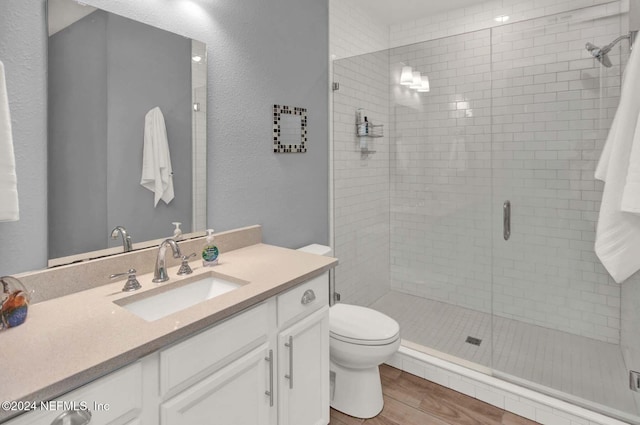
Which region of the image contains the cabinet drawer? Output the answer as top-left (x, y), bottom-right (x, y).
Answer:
top-left (277, 272), bottom-right (328, 328)
top-left (6, 362), bottom-right (142, 425)
top-left (160, 302), bottom-right (269, 397)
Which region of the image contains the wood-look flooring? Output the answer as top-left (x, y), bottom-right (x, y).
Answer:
top-left (329, 365), bottom-right (540, 425)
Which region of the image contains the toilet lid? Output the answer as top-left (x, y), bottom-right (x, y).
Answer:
top-left (330, 304), bottom-right (400, 345)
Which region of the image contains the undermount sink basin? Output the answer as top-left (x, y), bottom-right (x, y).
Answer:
top-left (116, 276), bottom-right (244, 322)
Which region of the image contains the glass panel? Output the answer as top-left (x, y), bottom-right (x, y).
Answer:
top-left (333, 50), bottom-right (391, 307)
top-left (333, 30), bottom-right (495, 369)
top-left (490, 3), bottom-right (637, 421)
top-left (382, 30), bottom-right (494, 368)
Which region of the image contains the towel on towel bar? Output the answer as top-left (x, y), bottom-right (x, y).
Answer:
top-left (0, 60), bottom-right (19, 222)
top-left (595, 46), bottom-right (640, 283)
top-left (140, 106), bottom-right (174, 207)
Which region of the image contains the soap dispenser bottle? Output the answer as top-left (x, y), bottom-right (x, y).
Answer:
top-left (172, 222), bottom-right (183, 240)
top-left (202, 229), bottom-right (219, 266)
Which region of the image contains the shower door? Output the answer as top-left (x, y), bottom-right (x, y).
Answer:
top-left (489, 4), bottom-right (637, 420)
top-left (385, 29), bottom-right (496, 369)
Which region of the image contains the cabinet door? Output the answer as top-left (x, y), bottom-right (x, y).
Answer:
top-left (161, 344), bottom-right (273, 425)
top-left (4, 362), bottom-right (142, 425)
top-left (278, 306), bottom-right (329, 425)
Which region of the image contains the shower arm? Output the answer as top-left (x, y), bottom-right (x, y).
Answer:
top-left (601, 30), bottom-right (638, 55)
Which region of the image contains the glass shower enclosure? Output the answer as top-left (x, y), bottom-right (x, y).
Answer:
top-left (332, 1), bottom-right (637, 422)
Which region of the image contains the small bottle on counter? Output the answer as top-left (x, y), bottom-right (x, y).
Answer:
top-left (202, 229), bottom-right (219, 266)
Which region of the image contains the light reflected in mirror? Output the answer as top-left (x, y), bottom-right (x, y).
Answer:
top-left (47, 0), bottom-right (207, 266)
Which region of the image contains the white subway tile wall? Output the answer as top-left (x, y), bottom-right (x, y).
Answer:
top-left (389, 29), bottom-right (495, 318)
top-left (333, 50), bottom-right (391, 307)
top-left (389, 4), bottom-right (628, 344)
top-left (329, 0), bottom-right (389, 60)
top-left (331, 0), bottom-right (640, 416)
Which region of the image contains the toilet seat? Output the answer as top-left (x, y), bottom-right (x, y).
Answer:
top-left (330, 304), bottom-right (400, 346)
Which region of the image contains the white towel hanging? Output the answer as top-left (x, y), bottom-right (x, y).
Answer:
top-left (594, 46), bottom-right (640, 283)
top-left (0, 60), bottom-right (19, 222)
top-left (140, 106), bottom-right (174, 207)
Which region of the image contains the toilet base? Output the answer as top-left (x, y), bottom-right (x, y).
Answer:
top-left (330, 360), bottom-right (383, 419)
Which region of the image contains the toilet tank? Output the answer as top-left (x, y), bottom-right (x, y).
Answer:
top-left (297, 244), bottom-right (335, 304)
top-left (296, 244), bottom-right (332, 257)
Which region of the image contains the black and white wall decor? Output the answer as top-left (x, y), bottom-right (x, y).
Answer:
top-left (273, 104), bottom-right (307, 153)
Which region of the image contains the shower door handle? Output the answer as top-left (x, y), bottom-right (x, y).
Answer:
top-left (503, 200), bottom-right (511, 241)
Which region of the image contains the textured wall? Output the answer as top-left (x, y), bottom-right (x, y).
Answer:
top-left (0, 0), bottom-right (48, 276)
top-left (0, 0), bottom-right (329, 275)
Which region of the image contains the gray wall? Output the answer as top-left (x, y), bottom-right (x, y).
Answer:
top-left (0, 0), bottom-right (48, 275)
top-left (0, 0), bottom-right (329, 275)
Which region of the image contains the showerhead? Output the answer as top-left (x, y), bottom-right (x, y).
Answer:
top-left (585, 42), bottom-right (612, 68)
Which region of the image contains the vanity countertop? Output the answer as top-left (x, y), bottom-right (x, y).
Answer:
top-left (0, 243), bottom-right (337, 421)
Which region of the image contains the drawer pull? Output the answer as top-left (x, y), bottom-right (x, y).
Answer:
top-left (51, 409), bottom-right (92, 425)
top-left (301, 289), bottom-right (316, 305)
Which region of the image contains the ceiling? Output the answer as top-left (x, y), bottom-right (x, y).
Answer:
top-left (346, 0), bottom-right (487, 26)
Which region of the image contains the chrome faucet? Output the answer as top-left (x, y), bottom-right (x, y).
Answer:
top-left (153, 238), bottom-right (183, 283)
top-left (110, 225), bottom-right (133, 252)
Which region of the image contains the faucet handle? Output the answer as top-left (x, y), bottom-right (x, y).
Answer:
top-left (177, 253), bottom-right (197, 276)
top-left (110, 268), bottom-right (142, 292)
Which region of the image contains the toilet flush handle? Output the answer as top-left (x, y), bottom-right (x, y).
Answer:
top-left (301, 289), bottom-right (316, 305)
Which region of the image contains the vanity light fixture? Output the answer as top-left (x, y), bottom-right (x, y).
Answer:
top-left (494, 15), bottom-right (509, 22)
top-left (410, 71), bottom-right (423, 89)
top-left (400, 66), bottom-right (414, 85)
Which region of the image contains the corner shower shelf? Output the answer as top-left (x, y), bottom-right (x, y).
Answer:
top-left (355, 123), bottom-right (384, 138)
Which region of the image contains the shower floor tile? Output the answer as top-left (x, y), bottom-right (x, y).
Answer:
top-left (370, 291), bottom-right (637, 416)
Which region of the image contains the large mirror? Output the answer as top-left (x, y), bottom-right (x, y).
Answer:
top-left (47, 0), bottom-right (207, 266)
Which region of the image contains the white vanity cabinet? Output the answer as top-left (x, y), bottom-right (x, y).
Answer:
top-left (157, 301), bottom-right (275, 425)
top-left (160, 343), bottom-right (273, 425)
top-left (5, 272), bottom-right (330, 425)
top-left (158, 271), bottom-right (330, 425)
top-left (278, 308), bottom-right (329, 425)
top-left (276, 273), bottom-right (330, 425)
top-left (4, 362), bottom-right (143, 425)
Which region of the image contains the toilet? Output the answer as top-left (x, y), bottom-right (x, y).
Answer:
top-left (297, 244), bottom-right (400, 419)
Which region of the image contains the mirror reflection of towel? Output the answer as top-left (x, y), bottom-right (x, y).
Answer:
top-left (0, 60), bottom-right (19, 222)
top-left (140, 106), bottom-right (174, 207)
